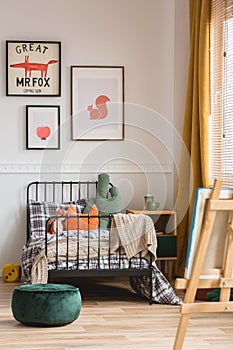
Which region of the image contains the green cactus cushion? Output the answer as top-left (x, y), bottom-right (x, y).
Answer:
top-left (84, 173), bottom-right (121, 229)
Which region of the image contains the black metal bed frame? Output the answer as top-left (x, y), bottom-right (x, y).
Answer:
top-left (26, 181), bottom-right (153, 304)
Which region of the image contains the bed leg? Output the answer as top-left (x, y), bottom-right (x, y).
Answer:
top-left (149, 268), bottom-right (153, 305)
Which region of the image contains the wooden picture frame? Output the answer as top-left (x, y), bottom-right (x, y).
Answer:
top-left (185, 186), bottom-right (233, 279)
top-left (26, 105), bottom-right (60, 150)
top-left (6, 41), bottom-right (61, 96)
top-left (71, 66), bottom-right (124, 140)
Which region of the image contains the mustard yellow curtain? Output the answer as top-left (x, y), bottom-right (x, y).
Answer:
top-left (175, 0), bottom-right (211, 277)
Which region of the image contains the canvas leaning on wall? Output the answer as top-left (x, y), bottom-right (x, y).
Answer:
top-left (185, 187), bottom-right (233, 279)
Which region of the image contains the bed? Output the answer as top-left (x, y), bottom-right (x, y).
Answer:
top-left (22, 179), bottom-right (182, 305)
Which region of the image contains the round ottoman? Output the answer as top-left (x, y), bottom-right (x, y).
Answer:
top-left (11, 283), bottom-right (82, 327)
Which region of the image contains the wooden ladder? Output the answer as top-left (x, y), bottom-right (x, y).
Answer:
top-left (173, 179), bottom-right (233, 349)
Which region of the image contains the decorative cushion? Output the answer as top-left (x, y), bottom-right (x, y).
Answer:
top-left (96, 186), bottom-right (121, 229)
top-left (97, 173), bottom-right (110, 198)
top-left (11, 283), bottom-right (82, 327)
top-left (28, 199), bottom-right (87, 237)
top-left (54, 204), bottom-right (99, 232)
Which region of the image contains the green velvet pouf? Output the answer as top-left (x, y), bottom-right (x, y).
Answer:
top-left (11, 283), bottom-right (82, 327)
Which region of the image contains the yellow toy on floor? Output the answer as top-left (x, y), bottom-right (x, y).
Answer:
top-left (2, 264), bottom-right (21, 282)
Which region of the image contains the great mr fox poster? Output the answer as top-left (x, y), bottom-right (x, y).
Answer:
top-left (6, 41), bottom-right (61, 96)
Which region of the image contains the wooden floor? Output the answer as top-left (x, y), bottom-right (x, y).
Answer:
top-left (1, 278), bottom-right (233, 350)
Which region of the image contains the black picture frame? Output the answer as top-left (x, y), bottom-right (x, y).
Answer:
top-left (6, 41), bottom-right (61, 96)
top-left (26, 105), bottom-right (60, 150)
top-left (71, 65), bottom-right (124, 140)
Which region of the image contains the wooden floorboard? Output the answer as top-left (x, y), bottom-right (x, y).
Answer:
top-left (0, 278), bottom-right (233, 349)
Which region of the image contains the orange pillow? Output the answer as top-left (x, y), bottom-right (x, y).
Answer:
top-left (60, 204), bottom-right (99, 231)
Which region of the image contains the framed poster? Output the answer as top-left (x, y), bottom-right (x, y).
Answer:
top-left (185, 187), bottom-right (233, 279)
top-left (71, 66), bottom-right (124, 140)
top-left (26, 105), bottom-right (60, 150)
top-left (6, 41), bottom-right (61, 96)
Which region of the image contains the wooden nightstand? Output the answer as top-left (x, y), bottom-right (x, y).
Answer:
top-left (126, 209), bottom-right (177, 281)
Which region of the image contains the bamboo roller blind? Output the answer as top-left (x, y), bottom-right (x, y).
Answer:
top-left (210, 0), bottom-right (233, 187)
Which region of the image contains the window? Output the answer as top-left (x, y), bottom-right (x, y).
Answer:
top-left (210, 0), bottom-right (233, 187)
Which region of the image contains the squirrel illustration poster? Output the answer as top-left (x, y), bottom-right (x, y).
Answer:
top-left (87, 95), bottom-right (111, 120)
top-left (7, 41), bottom-right (61, 96)
top-left (71, 66), bottom-right (124, 140)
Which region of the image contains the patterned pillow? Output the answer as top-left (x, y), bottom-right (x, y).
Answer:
top-left (28, 199), bottom-right (87, 238)
top-left (49, 204), bottom-right (99, 234)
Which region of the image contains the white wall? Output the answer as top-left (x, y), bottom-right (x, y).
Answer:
top-left (0, 0), bottom-right (189, 271)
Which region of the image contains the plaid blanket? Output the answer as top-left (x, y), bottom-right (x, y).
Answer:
top-left (22, 230), bottom-right (182, 305)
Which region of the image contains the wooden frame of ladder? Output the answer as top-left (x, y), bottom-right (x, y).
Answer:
top-left (173, 179), bottom-right (233, 350)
